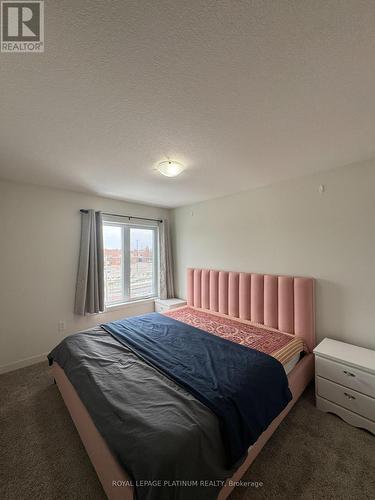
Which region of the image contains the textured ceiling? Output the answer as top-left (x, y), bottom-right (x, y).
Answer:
top-left (1, 0), bottom-right (375, 207)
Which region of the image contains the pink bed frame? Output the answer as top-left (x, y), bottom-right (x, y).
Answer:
top-left (51, 268), bottom-right (315, 500)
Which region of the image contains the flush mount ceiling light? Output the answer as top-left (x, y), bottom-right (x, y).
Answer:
top-left (156, 160), bottom-right (185, 177)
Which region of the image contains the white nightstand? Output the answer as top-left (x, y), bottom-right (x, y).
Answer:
top-left (154, 298), bottom-right (187, 313)
top-left (313, 338), bottom-right (375, 434)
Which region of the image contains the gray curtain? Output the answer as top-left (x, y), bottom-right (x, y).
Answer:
top-left (159, 218), bottom-right (175, 299)
top-left (74, 210), bottom-right (105, 315)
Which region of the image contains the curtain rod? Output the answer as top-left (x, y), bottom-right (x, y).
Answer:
top-left (80, 209), bottom-right (163, 224)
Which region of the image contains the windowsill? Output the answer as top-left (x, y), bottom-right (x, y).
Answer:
top-left (105, 297), bottom-right (157, 313)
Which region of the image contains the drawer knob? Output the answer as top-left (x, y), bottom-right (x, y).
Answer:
top-left (344, 392), bottom-right (356, 400)
top-left (343, 370), bottom-right (355, 377)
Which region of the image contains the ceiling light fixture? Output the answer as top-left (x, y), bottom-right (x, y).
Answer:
top-left (156, 160), bottom-right (185, 177)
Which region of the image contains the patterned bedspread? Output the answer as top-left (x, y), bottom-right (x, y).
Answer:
top-left (163, 306), bottom-right (305, 365)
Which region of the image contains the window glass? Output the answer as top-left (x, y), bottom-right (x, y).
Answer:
top-left (103, 221), bottom-right (158, 306)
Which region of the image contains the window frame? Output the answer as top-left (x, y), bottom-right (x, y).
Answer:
top-left (102, 215), bottom-right (159, 307)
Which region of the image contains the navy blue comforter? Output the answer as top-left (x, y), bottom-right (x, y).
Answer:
top-left (102, 313), bottom-right (292, 467)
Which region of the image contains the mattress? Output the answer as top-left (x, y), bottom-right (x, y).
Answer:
top-left (51, 323), bottom-right (288, 500)
top-left (163, 306), bottom-right (305, 370)
top-left (48, 311), bottom-right (304, 500)
top-left (283, 353), bottom-right (300, 375)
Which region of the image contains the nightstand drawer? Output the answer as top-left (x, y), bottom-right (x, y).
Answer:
top-left (316, 356), bottom-right (375, 399)
top-left (316, 396), bottom-right (375, 435)
top-left (155, 303), bottom-right (169, 313)
top-left (154, 298), bottom-right (187, 313)
top-left (317, 377), bottom-right (375, 422)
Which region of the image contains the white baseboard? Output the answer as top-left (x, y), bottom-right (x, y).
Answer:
top-left (0, 353), bottom-right (48, 375)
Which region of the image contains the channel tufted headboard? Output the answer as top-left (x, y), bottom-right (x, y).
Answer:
top-left (186, 268), bottom-right (315, 352)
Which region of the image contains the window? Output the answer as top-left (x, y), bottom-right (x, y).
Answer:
top-left (102, 218), bottom-right (159, 306)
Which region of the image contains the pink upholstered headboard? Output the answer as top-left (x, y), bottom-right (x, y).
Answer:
top-left (187, 268), bottom-right (315, 352)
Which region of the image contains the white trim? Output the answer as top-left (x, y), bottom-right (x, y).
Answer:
top-left (105, 297), bottom-right (155, 312)
top-left (102, 214), bottom-right (159, 228)
top-left (0, 352), bottom-right (48, 375)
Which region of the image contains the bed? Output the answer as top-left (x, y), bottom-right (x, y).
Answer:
top-left (50, 268), bottom-right (315, 500)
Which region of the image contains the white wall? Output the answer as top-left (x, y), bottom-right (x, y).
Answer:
top-left (172, 160), bottom-right (375, 349)
top-left (0, 180), bottom-right (170, 373)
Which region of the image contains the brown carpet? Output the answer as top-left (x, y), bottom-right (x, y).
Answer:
top-left (0, 362), bottom-right (374, 500)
